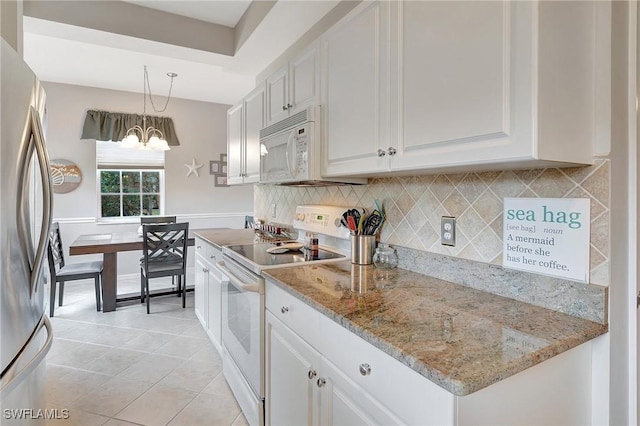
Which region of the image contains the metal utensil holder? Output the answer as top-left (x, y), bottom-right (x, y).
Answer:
top-left (350, 235), bottom-right (376, 265)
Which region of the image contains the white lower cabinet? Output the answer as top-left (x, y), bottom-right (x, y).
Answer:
top-left (265, 311), bottom-right (402, 426)
top-left (265, 278), bottom-right (597, 426)
top-left (194, 237), bottom-right (223, 353)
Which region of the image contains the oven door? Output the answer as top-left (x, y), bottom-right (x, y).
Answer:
top-left (217, 258), bottom-right (264, 399)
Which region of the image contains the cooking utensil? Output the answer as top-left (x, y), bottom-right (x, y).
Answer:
top-left (357, 211), bottom-right (366, 234)
top-left (347, 215), bottom-right (357, 233)
top-left (363, 210), bottom-right (383, 235)
top-left (266, 242), bottom-right (304, 254)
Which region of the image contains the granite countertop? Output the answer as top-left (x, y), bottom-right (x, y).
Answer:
top-left (262, 261), bottom-right (608, 396)
top-left (193, 228), bottom-right (257, 249)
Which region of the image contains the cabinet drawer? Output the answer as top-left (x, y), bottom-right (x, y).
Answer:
top-left (194, 238), bottom-right (222, 269)
top-left (265, 280), bottom-right (324, 350)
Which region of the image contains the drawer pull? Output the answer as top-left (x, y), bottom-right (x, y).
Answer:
top-left (307, 369), bottom-right (317, 380)
top-left (281, 306), bottom-right (289, 314)
top-left (377, 149), bottom-right (386, 157)
top-left (359, 363), bottom-right (371, 376)
top-left (197, 245), bottom-right (202, 249)
top-left (316, 378), bottom-right (326, 388)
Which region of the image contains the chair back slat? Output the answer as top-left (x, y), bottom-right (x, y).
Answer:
top-left (47, 222), bottom-right (65, 277)
top-left (142, 223), bottom-right (189, 269)
top-left (141, 216), bottom-right (177, 225)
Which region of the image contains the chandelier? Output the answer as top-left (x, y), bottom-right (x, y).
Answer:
top-left (122, 66), bottom-right (177, 151)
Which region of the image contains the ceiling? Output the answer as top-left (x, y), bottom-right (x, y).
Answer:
top-left (22, 1), bottom-right (338, 105)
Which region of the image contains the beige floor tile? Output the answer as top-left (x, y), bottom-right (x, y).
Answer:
top-left (167, 392), bottom-right (241, 426)
top-left (153, 336), bottom-right (209, 359)
top-left (114, 384), bottom-right (196, 426)
top-left (46, 369), bottom-right (111, 406)
top-left (115, 353), bottom-right (182, 384)
top-left (189, 344), bottom-right (222, 365)
top-left (102, 419), bottom-right (144, 426)
top-left (45, 407), bottom-right (110, 426)
top-left (120, 330), bottom-right (177, 353)
top-left (159, 358), bottom-right (222, 393)
top-left (232, 412), bottom-right (250, 426)
top-left (47, 340), bottom-right (108, 370)
top-left (81, 347), bottom-right (146, 376)
top-left (200, 373), bottom-right (234, 397)
top-left (70, 376), bottom-right (153, 417)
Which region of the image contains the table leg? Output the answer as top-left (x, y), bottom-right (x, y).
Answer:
top-left (102, 252), bottom-right (117, 312)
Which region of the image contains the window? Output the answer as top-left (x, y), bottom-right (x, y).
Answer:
top-left (96, 141), bottom-right (165, 220)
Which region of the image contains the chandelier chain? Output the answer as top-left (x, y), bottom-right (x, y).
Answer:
top-left (144, 66), bottom-right (175, 113)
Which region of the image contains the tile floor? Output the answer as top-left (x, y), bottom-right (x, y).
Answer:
top-left (44, 274), bottom-right (248, 426)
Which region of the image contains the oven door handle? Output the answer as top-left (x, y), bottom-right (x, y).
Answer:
top-left (215, 260), bottom-right (260, 293)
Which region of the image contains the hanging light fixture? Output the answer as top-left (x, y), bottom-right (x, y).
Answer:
top-left (122, 66), bottom-right (177, 151)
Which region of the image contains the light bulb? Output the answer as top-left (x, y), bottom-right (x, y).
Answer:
top-left (158, 139), bottom-right (170, 151)
top-left (148, 135), bottom-right (161, 149)
top-left (122, 134), bottom-right (138, 148)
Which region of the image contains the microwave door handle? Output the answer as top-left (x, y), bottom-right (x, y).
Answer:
top-left (215, 260), bottom-right (260, 293)
top-left (285, 131), bottom-right (296, 178)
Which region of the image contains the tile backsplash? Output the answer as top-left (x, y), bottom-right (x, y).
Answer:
top-left (254, 159), bottom-right (610, 286)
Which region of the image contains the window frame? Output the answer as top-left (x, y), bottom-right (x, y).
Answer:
top-left (96, 168), bottom-right (166, 223)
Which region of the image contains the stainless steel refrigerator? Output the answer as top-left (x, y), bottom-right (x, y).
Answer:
top-left (0, 39), bottom-right (54, 422)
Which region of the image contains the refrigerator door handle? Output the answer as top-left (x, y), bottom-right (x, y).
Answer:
top-left (16, 106), bottom-right (52, 297)
top-left (0, 315), bottom-right (52, 397)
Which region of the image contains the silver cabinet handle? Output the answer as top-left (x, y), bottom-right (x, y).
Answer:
top-left (287, 103), bottom-right (293, 110)
top-left (282, 105), bottom-right (287, 111)
top-left (359, 363), bottom-right (371, 376)
top-left (281, 306), bottom-right (289, 314)
top-left (308, 369), bottom-right (317, 380)
top-left (377, 149), bottom-right (386, 157)
top-left (197, 245), bottom-right (202, 249)
top-left (210, 255), bottom-right (215, 260)
top-left (316, 378), bottom-right (326, 388)
top-left (388, 147), bottom-right (397, 156)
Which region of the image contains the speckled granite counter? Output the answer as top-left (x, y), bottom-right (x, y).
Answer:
top-left (262, 261), bottom-right (608, 396)
top-left (193, 228), bottom-right (257, 249)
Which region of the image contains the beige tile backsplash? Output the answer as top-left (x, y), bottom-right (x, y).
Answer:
top-left (254, 159), bottom-right (610, 286)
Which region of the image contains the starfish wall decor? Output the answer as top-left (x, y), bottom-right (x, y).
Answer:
top-left (184, 158), bottom-right (203, 177)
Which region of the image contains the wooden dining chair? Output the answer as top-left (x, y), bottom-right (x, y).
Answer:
top-left (47, 222), bottom-right (103, 317)
top-left (140, 222), bottom-right (189, 314)
top-left (140, 216), bottom-right (177, 225)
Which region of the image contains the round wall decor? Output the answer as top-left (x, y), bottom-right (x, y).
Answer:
top-left (50, 159), bottom-right (82, 194)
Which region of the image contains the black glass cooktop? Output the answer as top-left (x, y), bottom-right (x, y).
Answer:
top-left (225, 242), bottom-right (345, 267)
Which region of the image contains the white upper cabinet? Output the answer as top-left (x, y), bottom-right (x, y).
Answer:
top-left (321, 0), bottom-right (599, 177)
top-left (266, 42), bottom-right (320, 126)
top-left (226, 103), bottom-right (244, 186)
top-left (226, 83), bottom-right (265, 185)
top-left (321, 0), bottom-right (391, 177)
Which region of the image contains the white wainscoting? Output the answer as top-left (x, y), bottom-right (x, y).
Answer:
top-left (53, 213), bottom-right (251, 275)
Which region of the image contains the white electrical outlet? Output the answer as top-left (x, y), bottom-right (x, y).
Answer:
top-left (271, 203), bottom-right (277, 218)
top-left (441, 216), bottom-right (456, 246)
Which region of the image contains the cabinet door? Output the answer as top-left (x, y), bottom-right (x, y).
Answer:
top-left (194, 255), bottom-right (208, 328)
top-left (206, 266), bottom-right (222, 352)
top-left (318, 357), bottom-right (403, 426)
top-left (226, 103), bottom-right (244, 185)
top-left (321, 0), bottom-right (390, 177)
top-left (266, 64), bottom-right (289, 126)
top-left (289, 43), bottom-right (319, 115)
top-left (394, 0), bottom-right (509, 172)
top-left (243, 84), bottom-right (265, 184)
top-left (265, 311), bottom-right (320, 426)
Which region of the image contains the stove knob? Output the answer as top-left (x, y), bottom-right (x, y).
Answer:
top-left (334, 218), bottom-right (341, 228)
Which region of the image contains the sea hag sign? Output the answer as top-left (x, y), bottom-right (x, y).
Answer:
top-left (502, 198), bottom-right (590, 282)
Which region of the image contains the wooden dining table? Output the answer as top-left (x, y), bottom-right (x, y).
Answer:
top-left (69, 232), bottom-right (195, 312)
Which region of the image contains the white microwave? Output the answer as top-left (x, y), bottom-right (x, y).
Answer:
top-left (259, 106), bottom-right (366, 186)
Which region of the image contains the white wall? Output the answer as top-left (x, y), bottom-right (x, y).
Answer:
top-left (43, 82), bottom-right (254, 274)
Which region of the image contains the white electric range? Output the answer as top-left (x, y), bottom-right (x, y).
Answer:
top-left (215, 205), bottom-right (352, 426)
